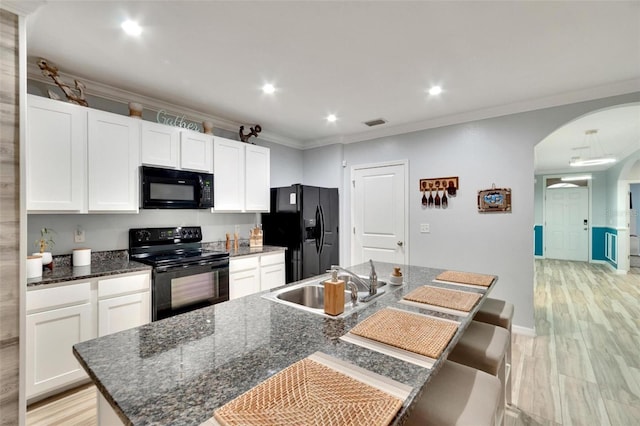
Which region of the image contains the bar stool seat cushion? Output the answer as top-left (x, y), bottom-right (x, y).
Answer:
top-left (448, 320), bottom-right (509, 376)
top-left (474, 298), bottom-right (514, 329)
top-left (406, 360), bottom-right (500, 426)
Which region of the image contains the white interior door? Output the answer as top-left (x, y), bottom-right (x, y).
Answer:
top-left (545, 187), bottom-right (589, 261)
top-left (351, 162), bottom-right (407, 265)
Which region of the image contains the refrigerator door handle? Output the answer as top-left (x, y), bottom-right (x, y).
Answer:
top-left (315, 206), bottom-right (321, 253)
top-left (318, 205), bottom-right (326, 254)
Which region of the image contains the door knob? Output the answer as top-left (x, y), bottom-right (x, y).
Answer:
top-left (397, 241), bottom-right (403, 247)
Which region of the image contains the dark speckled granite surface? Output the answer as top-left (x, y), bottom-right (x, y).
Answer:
top-left (26, 246), bottom-right (284, 289)
top-left (27, 250), bottom-right (152, 288)
top-left (202, 242), bottom-right (285, 258)
top-left (73, 262), bottom-right (496, 426)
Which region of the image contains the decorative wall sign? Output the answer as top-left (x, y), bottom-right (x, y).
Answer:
top-left (419, 177), bottom-right (458, 209)
top-left (156, 109), bottom-right (201, 131)
top-left (477, 185), bottom-right (511, 213)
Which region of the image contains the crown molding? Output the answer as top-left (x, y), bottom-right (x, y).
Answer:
top-left (26, 62), bottom-right (305, 150)
top-left (26, 58), bottom-right (639, 152)
top-left (305, 78), bottom-right (640, 149)
top-left (1, 1), bottom-right (44, 16)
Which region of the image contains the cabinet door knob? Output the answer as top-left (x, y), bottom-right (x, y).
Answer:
top-left (397, 241), bottom-right (404, 247)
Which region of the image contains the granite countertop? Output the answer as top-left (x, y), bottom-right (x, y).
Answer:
top-left (73, 262), bottom-right (495, 426)
top-left (201, 242), bottom-right (286, 258)
top-left (27, 250), bottom-right (151, 289)
top-left (27, 245), bottom-right (285, 289)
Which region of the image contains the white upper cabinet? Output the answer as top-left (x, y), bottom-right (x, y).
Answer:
top-left (87, 109), bottom-right (140, 212)
top-left (140, 120), bottom-right (180, 169)
top-left (27, 95), bottom-right (86, 212)
top-left (140, 122), bottom-right (213, 173)
top-left (244, 144), bottom-right (270, 212)
top-left (180, 131), bottom-right (213, 173)
top-left (213, 137), bottom-right (270, 212)
top-left (213, 137), bottom-right (246, 211)
top-left (27, 96), bottom-right (140, 214)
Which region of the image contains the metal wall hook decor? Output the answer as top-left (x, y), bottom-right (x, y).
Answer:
top-left (37, 58), bottom-right (88, 107)
top-left (239, 124), bottom-right (262, 143)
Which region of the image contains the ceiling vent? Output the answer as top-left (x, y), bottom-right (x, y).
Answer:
top-left (363, 118), bottom-right (387, 127)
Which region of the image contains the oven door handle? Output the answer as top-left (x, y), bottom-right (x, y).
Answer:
top-left (155, 259), bottom-right (229, 273)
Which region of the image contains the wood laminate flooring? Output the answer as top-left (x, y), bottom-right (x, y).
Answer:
top-left (507, 260), bottom-right (640, 426)
top-left (26, 260), bottom-right (639, 425)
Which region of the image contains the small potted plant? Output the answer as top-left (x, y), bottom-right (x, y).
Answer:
top-left (34, 227), bottom-right (56, 267)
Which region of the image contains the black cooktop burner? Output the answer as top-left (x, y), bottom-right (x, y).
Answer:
top-left (129, 226), bottom-right (228, 267)
top-left (133, 249), bottom-right (227, 267)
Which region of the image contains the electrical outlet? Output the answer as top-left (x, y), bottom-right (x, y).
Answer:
top-left (74, 228), bottom-right (85, 243)
top-left (420, 223), bottom-right (430, 233)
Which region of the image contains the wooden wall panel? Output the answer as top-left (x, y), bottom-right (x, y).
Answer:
top-left (0, 8), bottom-right (20, 425)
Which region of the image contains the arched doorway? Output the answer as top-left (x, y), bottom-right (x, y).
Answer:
top-left (534, 103), bottom-right (640, 272)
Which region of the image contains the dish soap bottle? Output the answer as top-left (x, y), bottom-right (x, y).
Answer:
top-left (324, 270), bottom-right (345, 316)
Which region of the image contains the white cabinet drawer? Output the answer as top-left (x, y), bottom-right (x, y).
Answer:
top-left (229, 256), bottom-right (259, 273)
top-left (260, 252), bottom-right (285, 267)
top-left (98, 272), bottom-right (150, 298)
top-left (27, 282), bottom-right (91, 313)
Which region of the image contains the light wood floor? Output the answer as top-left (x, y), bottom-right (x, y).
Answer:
top-left (27, 260), bottom-right (640, 425)
top-left (26, 384), bottom-right (96, 426)
top-left (507, 260), bottom-right (640, 426)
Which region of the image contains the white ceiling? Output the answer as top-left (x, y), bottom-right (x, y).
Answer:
top-left (22, 1), bottom-right (640, 172)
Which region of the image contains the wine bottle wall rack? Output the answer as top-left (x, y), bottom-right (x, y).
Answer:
top-left (419, 176), bottom-right (459, 209)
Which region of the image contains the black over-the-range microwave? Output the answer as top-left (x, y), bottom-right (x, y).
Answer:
top-left (140, 166), bottom-right (214, 209)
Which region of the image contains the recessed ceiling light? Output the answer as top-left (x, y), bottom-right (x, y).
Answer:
top-left (262, 84), bottom-right (275, 94)
top-left (121, 20), bottom-right (142, 36)
top-left (428, 86), bottom-right (442, 96)
top-left (561, 175), bottom-right (592, 181)
top-left (326, 114), bottom-right (337, 123)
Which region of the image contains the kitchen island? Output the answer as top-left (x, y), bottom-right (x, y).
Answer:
top-left (73, 262), bottom-right (496, 425)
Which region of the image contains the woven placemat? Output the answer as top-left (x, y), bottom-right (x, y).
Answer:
top-left (349, 308), bottom-right (458, 359)
top-left (213, 357), bottom-right (403, 426)
top-left (436, 270), bottom-right (495, 287)
top-left (403, 286), bottom-right (481, 312)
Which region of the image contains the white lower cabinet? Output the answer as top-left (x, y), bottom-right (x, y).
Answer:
top-left (26, 282), bottom-right (94, 400)
top-left (97, 272), bottom-right (151, 336)
top-left (229, 251), bottom-right (285, 299)
top-left (229, 256), bottom-right (260, 300)
top-left (260, 252), bottom-right (285, 291)
top-left (98, 292), bottom-right (150, 336)
top-left (26, 271), bottom-right (151, 401)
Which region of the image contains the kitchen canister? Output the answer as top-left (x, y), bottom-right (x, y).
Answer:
top-left (73, 248), bottom-right (91, 266)
top-left (27, 256), bottom-right (42, 278)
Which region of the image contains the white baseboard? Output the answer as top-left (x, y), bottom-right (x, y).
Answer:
top-left (512, 325), bottom-right (535, 337)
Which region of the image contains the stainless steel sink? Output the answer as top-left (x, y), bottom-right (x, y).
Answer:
top-left (336, 275), bottom-right (387, 292)
top-left (276, 284), bottom-right (350, 309)
top-left (262, 275), bottom-right (389, 319)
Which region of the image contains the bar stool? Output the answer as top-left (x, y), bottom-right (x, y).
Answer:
top-left (405, 360), bottom-right (501, 426)
top-left (448, 320), bottom-right (509, 425)
top-left (474, 298), bottom-right (514, 405)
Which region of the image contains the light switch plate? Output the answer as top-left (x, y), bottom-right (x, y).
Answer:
top-left (420, 223), bottom-right (430, 233)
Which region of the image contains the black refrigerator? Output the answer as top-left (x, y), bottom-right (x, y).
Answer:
top-left (262, 184), bottom-right (339, 283)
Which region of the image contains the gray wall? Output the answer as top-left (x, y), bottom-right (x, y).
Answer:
top-left (303, 144), bottom-right (344, 188)
top-left (304, 92), bottom-right (640, 330)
